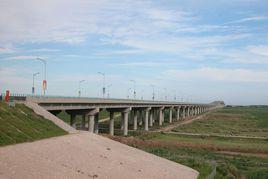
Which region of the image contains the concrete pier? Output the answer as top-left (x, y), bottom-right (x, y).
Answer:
top-left (159, 107), bottom-right (164, 126)
top-left (87, 108), bottom-right (100, 133)
top-left (144, 108), bottom-right (150, 131)
top-left (177, 107), bottom-right (180, 120)
top-left (94, 113), bottom-right (99, 134)
top-left (88, 115), bottom-right (94, 133)
top-left (169, 107), bottom-right (173, 123)
top-left (121, 108), bottom-right (131, 136)
top-left (109, 112), bottom-right (114, 136)
top-left (149, 109), bottom-right (153, 127)
top-left (133, 110), bottom-right (138, 130)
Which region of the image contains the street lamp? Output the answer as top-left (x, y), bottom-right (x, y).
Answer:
top-left (78, 80), bottom-right (85, 97)
top-left (150, 84), bottom-right (155, 101)
top-left (130, 80), bottom-right (136, 99)
top-left (141, 89), bottom-right (144, 100)
top-left (98, 72), bottom-right (105, 98)
top-left (127, 87), bottom-right (132, 99)
top-left (36, 57), bottom-right (47, 96)
top-left (107, 84), bottom-right (112, 98)
top-left (32, 72), bottom-right (39, 95)
top-left (163, 88), bottom-right (167, 101)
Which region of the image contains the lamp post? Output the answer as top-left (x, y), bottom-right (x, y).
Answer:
top-left (141, 89), bottom-right (144, 100)
top-left (130, 80), bottom-right (136, 99)
top-left (150, 84), bottom-right (155, 101)
top-left (107, 84), bottom-right (112, 98)
top-left (78, 80), bottom-right (85, 97)
top-left (98, 72), bottom-right (105, 98)
top-left (32, 72), bottom-right (39, 96)
top-left (127, 87), bottom-right (132, 99)
top-left (36, 57), bottom-right (47, 96)
top-left (163, 88), bottom-right (167, 101)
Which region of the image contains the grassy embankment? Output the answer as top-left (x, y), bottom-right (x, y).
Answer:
top-left (110, 106), bottom-right (268, 179)
top-left (172, 106), bottom-right (268, 137)
top-left (0, 101), bottom-right (67, 146)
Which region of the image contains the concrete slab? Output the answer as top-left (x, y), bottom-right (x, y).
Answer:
top-left (0, 132), bottom-right (198, 179)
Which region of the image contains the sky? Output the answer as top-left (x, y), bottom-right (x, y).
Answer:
top-left (0, 0), bottom-right (268, 105)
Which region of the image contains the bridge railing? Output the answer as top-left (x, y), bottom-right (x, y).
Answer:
top-left (0, 93), bottom-right (210, 106)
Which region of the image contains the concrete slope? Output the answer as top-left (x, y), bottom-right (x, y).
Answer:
top-left (24, 101), bottom-right (77, 134)
top-left (0, 132), bottom-right (199, 179)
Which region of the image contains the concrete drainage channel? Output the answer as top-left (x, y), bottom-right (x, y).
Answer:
top-left (206, 161), bottom-right (217, 179)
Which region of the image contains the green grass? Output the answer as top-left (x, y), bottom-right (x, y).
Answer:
top-left (141, 133), bottom-right (268, 153)
top-left (172, 106), bottom-right (268, 137)
top-left (141, 146), bottom-right (268, 179)
top-left (121, 132), bottom-right (268, 178)
top-left (0, 101), bottom-right (67, 146)
top-left (112, 106), bottom-right (268, 179)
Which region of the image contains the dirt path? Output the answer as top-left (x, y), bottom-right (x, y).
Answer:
top-left (217, 151), bottom-right (268, 159)
top-left (166, 131), bottom-right (268, 140)
top-left (99, 114), bottom-right (121, 123)
top-left (0, 132), bottom-right (199, 179)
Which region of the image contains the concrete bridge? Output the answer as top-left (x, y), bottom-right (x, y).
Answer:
top-left (25, 96), bottom-right (224, 136)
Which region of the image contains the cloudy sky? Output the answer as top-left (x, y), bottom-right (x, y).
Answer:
top-left (0, 0), bottom-right (268, 105)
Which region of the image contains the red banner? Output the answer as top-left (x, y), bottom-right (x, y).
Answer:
top-left (5, 90), bottom-right (10, 102)
top-left (43, 80), bottom-right (47, 90)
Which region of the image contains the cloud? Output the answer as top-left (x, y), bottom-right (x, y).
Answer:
top-left (29, 48), bottom-right (60, 52)
top-left (0, 0), bottom-right (192, 44)
top-left (5, 56), bottom-right (39, 61)
top-left (0, 45), bottom-right (15, 54)
top-left (246, 45), bottom-right (268, 56)
top-left (227, 16), bottom-right (268, 24)
top-left (166, 68), bottom-right (268, 83)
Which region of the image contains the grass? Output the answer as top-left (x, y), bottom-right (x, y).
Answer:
top-left (141, 133), bottom-right (268, 154)
top-left (0, 101), bottom-right (67, 146)
top-left (172, 106), bottom-right (268, 137)
top-left (142, 146), bottom-right (268, 179)
top-left (116, 132), bottom-right (268, 179)
top-left (109, 106), bottom-right (268, 179)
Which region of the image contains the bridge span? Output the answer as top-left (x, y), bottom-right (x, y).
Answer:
top-left (23, 96), bottom-right (224, 136)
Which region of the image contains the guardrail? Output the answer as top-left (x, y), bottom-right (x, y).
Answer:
top-left (1, 93), bottom-right (211, 106)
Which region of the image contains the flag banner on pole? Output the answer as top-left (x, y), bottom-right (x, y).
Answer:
top-left (43, 80), bottom-right (47, 90)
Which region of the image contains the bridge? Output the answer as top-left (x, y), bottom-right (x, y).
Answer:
top-left (22, 96), bottom-right (224, 136)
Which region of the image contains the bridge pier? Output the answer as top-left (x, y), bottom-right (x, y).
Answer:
top-left (177, 107), bottom-right (180, 120)
top-left (149, 109), bottom-right (153, 127)
top-left (109, 112), bottom-right (114, 136)
top-left (94, 113), bottom-right (99, 134)
top-left (87, 108), bottom-right (100, 133)
top-left (169, 107), bottom-right (173, 123)
top-left (159, 107), bottom-right (164, 126)
top-left (144, 107), bottom-right (151, 131)
top-left (122, 108), bottom-right (131, 136)
top-left (133, 110), bottom-right (138, 130)
top-left (120, 113), bottom-right (124, 130)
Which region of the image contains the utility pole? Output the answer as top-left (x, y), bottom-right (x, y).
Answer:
top-left (98, 72), bottom-right (105, 98)
top-left (32, 72), bottom-right (39, 95)
top-left (36, 57), bottom-right (47, 96)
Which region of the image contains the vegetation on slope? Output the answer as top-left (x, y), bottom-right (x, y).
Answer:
top-left (0, 101), bottom-right (67, 146)
top-left (172, 106), bottom-right (268, 137)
